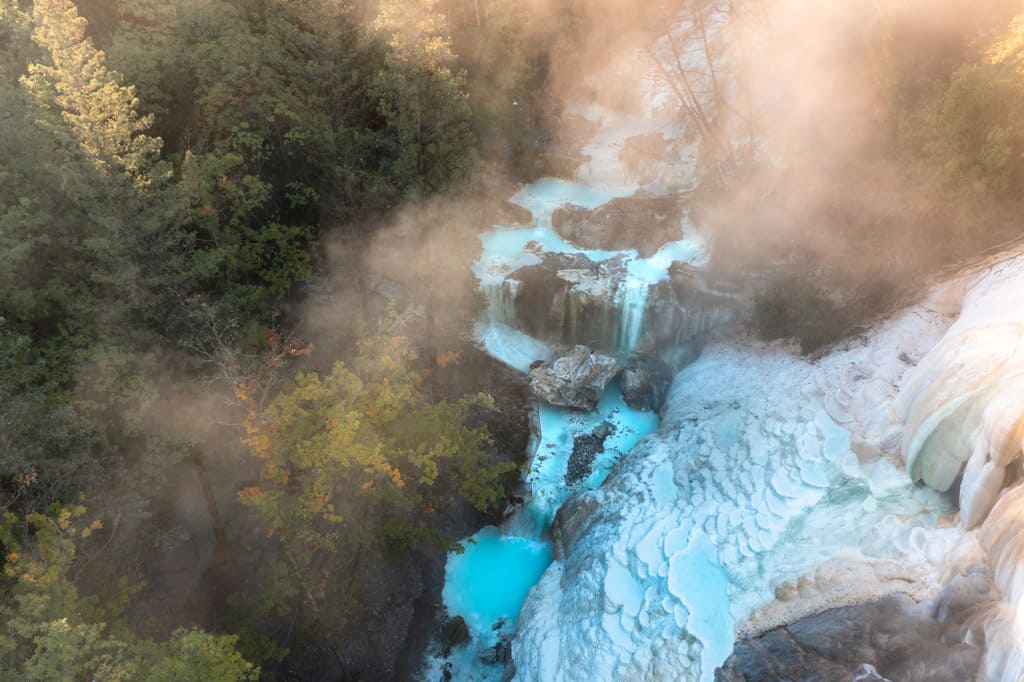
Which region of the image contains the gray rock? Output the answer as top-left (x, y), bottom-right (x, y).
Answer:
top-left (498, 200), bottom-right (533, 226)
top-left (502, 657), bottom-right (517, 682)
top-left (441, 615), bottom-right (470, 655)
top-left (642, 262), bottom-right (738, 370)
top-left (620, 133), bottom-right (673, 173)
top-left (528, 346), bottom-right (618, 410)
top-left (478, 638), bottom-right (511, 665)
top-left (550, 494), bottom-right (602, 561)
top-left (715, 581), bottom-right (986, 682)
top-left (551, 190), bottom-right (682, 258)
top-left (619, 356), bottom-right (672, 412)
top-left (509, 253), bottom-right (632, 351)
top-left (504, 242), bottom-right (738, 361)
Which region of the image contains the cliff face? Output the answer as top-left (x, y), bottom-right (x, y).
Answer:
top-left (511, 249), bottom-right (1024, 681)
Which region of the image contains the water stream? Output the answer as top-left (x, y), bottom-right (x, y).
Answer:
top-left (426, 98), bottom-right (707, 679)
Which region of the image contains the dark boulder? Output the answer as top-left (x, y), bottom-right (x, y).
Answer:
top-left (551, 190), bottom-right (682, 258)
top-left (620, 132), bottom-right (673, 175)
top-left (497, 200), bottom-right (534, 226)
top-left (441, 615), bottom-right (470, 655)
top-left (619, 355), bottom-right (672, 412)
top-left (509, 254), bottom-right (631, 351)
top-left (620, 133), bottom-right (675, 186)
top-left (642, 262), bottom-right (738, 370)
top-left (550, 494), bottom-right (603, 561)
top-left (716, 571), bottom-right (988, 682)
top-left (503, 247), bottom-right (738, 362)
top-left (478, 638), bottom-right (512, 665)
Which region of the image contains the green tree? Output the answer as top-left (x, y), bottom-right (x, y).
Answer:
top-left (902, 6), bottom-right (1024, 197)
top-left (0, 505), bottom-right (258, 680)
top-left (0, 0), bottom-right (194, 521)
top-left (23, 0), bottom-right (162, 184)
top-left (371, 0), bottom-right (477, 195)
top-left (237, 334), bottom-right (511, 632)
top-left (138, 628), bottom-right (258, 682)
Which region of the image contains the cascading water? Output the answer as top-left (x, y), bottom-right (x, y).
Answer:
top-left (472, 181), bottom-right (706, 363)
top-left (421, 78), bottom-right (704, 682)
top-left (614, 279), bottom-right (650, 354)
top-left (482, 279), bottom-right (518, 327)
top-left (424, 5), bottom-right (1022, 680)
top-left (431, 379), bottom-right (661, 682)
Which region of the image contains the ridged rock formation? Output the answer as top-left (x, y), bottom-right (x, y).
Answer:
top-left (896, 253), bottom-right (1024, 682)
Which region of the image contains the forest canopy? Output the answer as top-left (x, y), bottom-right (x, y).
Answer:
top-left (0, 0), bottom-right (540, 676)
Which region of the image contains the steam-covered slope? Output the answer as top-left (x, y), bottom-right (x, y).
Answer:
top-left (512, 280), bottom-right (971, 680)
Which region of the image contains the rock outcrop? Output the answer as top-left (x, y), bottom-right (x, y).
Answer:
top-left (551, 190), bottom-right (682, 258)
top-left (497, 200), bottom-right (533, 227)
top-left (509, 253), bottom-right (637, 352)
top-left (507, 253), bottom-right (737, 361)
top-left (619, 355), bottom-right (672, 412)
top-left (641, 262), bottom-right (739, 369)
top-left (619, 133), bottom-right (674, 183)
top-left (528, 346), bottom-right (617, 410)
top-left (717, 571), bottom-right (988, 682)
top-left (512, 291), bottom-right (964, 682)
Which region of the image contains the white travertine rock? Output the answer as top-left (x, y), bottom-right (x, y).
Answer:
top-left (898, 255), bottom-right (1024, 493)
top-left (512, 245), bottom-right (1024, 682)
top-left (512, 292), bottom-right (962, 681)
top-left (895, 253), bottom-right (1024, 681)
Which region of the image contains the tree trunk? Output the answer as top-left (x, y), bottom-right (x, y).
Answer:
top-left (191, 448), bottom-right (226, 551)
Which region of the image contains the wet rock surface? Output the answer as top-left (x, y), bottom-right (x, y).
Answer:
top-left (642, 262), bottom-right (738, 369)
top-left (528, 346), bottom-right (618, 410)
top-left (551, 190), bottom-right (682, 258)
top-left (497, 200), bottom-right (534, 226)
top-left (565, 422), bottom-right (613, 485)
top-left (619, 355), bottom-right (672, 412)
top-left (509, 252), bottom-right (632, 349)
top-left (478, 637), bottom-right (512, 665)
top-left (440, 616), bottom-right (470, 655)
top-left (716, 577), bottom-right (986, 682)
top-left (550, 494), bottom-right (603, 562)
top-left (504, 248), bottom-right (739, 359)
top-left (620, 133), bottom-right (674, 180)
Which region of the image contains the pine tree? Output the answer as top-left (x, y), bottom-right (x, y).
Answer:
top-left (23, 0), bottom-right (162, 185)
top-left (371, 0), bottom-right (477, 195)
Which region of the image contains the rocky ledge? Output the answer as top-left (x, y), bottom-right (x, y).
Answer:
top-left (716, 569), bottom-right (989, 682)
top-left (551, 190), bottom-right (682, 258)
top-left (528, 346), bottom-right (617, 410)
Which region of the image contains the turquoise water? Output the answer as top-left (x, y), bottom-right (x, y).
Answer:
top-left (443, 526), bottom-right (554, 640)
top-left (472, 173), bottom-right (707, 368)
top-left (439, 173), bottom-right (669, 677)
top-left (522, 381), bottom-right (661, 535)
top-left (510, 177), bottom-right (635, 216)
top-left (441, 381), bottom-right (659, 653)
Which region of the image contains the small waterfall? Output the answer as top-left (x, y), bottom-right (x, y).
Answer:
top-left (546, 281), bottom-right (650, 357)
top-left (615, 280), bottom-right (649, 354)
top-left (483, 279), bottom-right (518, 326)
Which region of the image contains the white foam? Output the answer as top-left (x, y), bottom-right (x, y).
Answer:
top-left (474, 322), bottom-right (554, 373)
